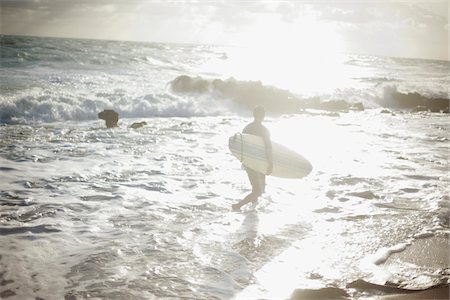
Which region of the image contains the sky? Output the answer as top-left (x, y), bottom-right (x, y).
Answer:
top-left (0, 0), bottom-right (448, 60)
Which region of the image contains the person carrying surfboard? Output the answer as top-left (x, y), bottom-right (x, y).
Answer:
top-left (232, 106), bottom-right (273, 211)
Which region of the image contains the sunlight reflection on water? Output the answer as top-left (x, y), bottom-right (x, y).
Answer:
top-left (1, 113), bottom-right (448, 299)
top-left (198, 45), bottom-right (373, 97)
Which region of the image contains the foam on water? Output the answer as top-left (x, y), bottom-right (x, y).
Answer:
top-left (1, 35), bottom-right (449, 299)
top-left (0, 111), bottom-right (449, 299)
top-left (1, 35), bottom-right (449, 124)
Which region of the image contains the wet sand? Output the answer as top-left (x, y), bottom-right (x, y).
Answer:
top-left (378, 286), bottom-right (449, 300)
top-left (377, 235), bottom-right (449, 299)
top-left (290, 235), bottom-right (449, 299)
top-left (386, 235), bottom-right (449, 269)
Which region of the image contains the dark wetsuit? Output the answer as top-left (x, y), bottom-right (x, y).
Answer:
top-left (243, 121), bottom-right (271, 194)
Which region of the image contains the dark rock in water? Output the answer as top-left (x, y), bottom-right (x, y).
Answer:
top-left (98, 109), bottom-right (119, 128)
top-left (169, 75), bottom-right (369, 114)
top-left (170, 75), bottom-right (301, 114)
top-left (171, 75), bottom-right (210, 93)
top-left (290, 287), bottom-right (349, 299)
top-left (392, 91), bottom-right (449, 113)
top-left (129, 121), bottom-right (147, 129)
top-left (381, 109), bottom-right (392, 114)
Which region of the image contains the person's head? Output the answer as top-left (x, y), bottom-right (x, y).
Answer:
top-left (253, 106), bottom-right (265, 122)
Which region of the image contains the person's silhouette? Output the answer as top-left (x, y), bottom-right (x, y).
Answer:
top-left (232, 106), bottom-right (273, 211)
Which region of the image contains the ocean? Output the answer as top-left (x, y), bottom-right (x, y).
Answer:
top-left (0, 35), bottom-right (449, 299)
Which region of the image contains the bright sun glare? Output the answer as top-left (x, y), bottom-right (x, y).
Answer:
top-left (203, 14), bottom-right (348, 96)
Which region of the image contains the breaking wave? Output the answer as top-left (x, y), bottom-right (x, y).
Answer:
top-left (0, 91), bottom-right (230, 124)
top-left (1, 74), bottom-right (448, 124)
top-left (1, 34), bottom-right (448, 124)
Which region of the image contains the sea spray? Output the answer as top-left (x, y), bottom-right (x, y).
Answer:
top-left (1, 35), bottom-right (449, 124)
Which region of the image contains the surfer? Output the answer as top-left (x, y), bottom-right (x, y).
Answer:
top-left (232, 106), bottom-right (273, 211)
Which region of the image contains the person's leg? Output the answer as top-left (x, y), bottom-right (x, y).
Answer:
top-left (232, 193), bottom-right (257, 211)
top-left (260, 173), bottom-right (266, 193)
top-left (232, 168), bottom-right (263, 210)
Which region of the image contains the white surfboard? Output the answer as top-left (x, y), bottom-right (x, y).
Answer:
top-left (228, 133), bottom-right (312, 179)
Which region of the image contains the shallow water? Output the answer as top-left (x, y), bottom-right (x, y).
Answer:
top-left (1, 111), bottom-right (448, 299)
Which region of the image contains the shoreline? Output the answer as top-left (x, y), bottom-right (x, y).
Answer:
top-left (290, 235), bottom-right (449, 299)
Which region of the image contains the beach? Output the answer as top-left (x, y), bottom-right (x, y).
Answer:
top-left (0, 35), bottom-right (449, 299)
top-left (375, 235), bottom-right (449, 300)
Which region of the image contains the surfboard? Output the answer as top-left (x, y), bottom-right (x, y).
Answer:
top-left (228, 133), bottom-right (313, 179)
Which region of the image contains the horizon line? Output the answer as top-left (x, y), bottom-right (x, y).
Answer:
top-left (1, 32), bottom-right (448, 63)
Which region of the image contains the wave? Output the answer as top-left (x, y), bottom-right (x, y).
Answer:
top-left (0, 91), bottom-right (230, 124)
top-left (1, 74), bottom-right (448, 124)
top-left (1, 35), bottom-right (448, 124)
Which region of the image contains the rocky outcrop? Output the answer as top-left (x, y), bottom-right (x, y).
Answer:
top-left (170, 75), bottom-right (450, 115)
top-left (392, 91), bottom-right (449, 113)
top-left (98, 109), bottom-right (119, 128)
top-left (170, 75), bottom-right (301, 114)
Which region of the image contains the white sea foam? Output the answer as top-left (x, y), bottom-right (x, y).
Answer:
top-left (1, 35), bottom-right (449, 299)
top-left (1, 35), bottom-right (449, 124)
top-left (1, 112), bottom-right (449, 299)
top-left (371, 243), bottom-right (410, 265)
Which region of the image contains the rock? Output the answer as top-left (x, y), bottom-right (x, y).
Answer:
top-left (170, 75), bottom-right (210, 93)
top-left (392, 91), bottom-right (449, 113)
top-left (129, 121), bottom-right (147, 129)
top-left (98, 109), bottom-right (119, 128)
top-left (171, 75), bottom-right (301, 114)
top-left (380, 109), bottom-right (392, 114)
